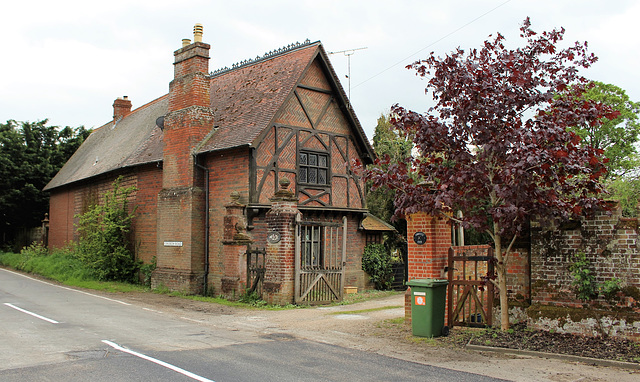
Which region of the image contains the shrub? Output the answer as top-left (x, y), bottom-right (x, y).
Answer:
top-left (140, 256), bottom-right (156, 287)
top-left (362, 243), bottom-right (394, 290)
top-left (75, 177), bottom-right (140, 282)
top-left (569, 252), bottom-right (597, 301)
top-left (239, 290), bottom-right (267, 307)
top-left (600, 278), bottom-right (622, 302)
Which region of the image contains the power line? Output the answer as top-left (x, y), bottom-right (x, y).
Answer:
top-left (353, 0), bottom-right (513, 90)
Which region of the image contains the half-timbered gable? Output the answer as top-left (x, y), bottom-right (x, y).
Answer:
top-left (253, 54), bottom-right (370, 210)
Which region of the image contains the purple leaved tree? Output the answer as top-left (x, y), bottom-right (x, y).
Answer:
top-left (364, 18), bottom-right (619, 330)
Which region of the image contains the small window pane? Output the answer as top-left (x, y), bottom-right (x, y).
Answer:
top-left (309, 168), bottom-right (317, 183)
top-left (300, 168), bottom-right (307, 183)
top-left (318, 169), bottom-right (326, 184)
top-left (300, 153), bottom-right (307, 165)
top-left (309, 154), bottom-right (317, 166)
top-left (312, 243), bottom-right (320, 264)
top-left (319, 155), bottom-right (327, 167)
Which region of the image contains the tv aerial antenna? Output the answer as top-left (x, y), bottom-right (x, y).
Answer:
top-left (328, 47), bottom-right (367, 101)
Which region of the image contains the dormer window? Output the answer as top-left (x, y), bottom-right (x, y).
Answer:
top-left (299, 151), bottom-right (329, 185)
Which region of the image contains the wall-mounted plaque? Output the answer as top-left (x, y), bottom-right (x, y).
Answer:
top-left (413, 232), bottom-right (427, 245)
top-left (267, 231), bottom-right (281, 244)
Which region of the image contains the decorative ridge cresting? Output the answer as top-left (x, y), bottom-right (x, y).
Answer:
top-left (210, 39), bottom-right (316, 77)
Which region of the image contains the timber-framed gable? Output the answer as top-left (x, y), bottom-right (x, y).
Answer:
top-left (251, 55), bottom-right (368, 211)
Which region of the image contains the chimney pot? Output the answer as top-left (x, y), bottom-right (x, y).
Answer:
top-left (193, 23), bottom-right (203, 43)
top-left (182, 38), bottom-right (191, 47)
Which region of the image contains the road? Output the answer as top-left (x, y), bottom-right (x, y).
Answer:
top-left (0, 268), bottom-right (504, 382)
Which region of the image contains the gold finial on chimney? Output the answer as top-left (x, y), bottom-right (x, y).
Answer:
top-left (193, 23), bottom-right (203, 43)
top-left (182, 38), bottom-right (191, 47)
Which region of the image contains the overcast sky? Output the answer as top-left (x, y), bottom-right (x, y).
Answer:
top-left (1, 0), bottom-right (638, 140)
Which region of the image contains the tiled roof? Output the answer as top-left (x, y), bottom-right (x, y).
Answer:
top-left (360, 214), bottom-right (396, 232)
top-left (44, 95), bottom-right (167, 191)
top-left (45, 41), bottom-right (374, 191)
top-left (197, 42), bottom-right (320, 153)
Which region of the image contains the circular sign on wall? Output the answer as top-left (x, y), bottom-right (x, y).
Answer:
top-left (267, 231), bottom-right (281, 244)
top-left (413, 231), bottom-right (427, 245)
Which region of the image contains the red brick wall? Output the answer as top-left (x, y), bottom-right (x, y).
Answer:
top-left (506, 248), bottom-right (530, 303)
top-left (48, 188), bottom-right (75, 248)
top-left (155, 187), bottom-right (205, 270)
top-left (204, 148), bottom-right (251, 294)
top-left (133, 164), bottom-right (163, 264)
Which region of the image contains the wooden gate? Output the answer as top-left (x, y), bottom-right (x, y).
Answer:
top-left (447, 245), bottom-right (495, 327)
top-left (246, 247), bottom-right (266, 295)
top-left (294, 216), bottom-right (347, 304)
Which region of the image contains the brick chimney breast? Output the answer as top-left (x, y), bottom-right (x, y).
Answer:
top-left (113, 96), bottom-right (132, 120)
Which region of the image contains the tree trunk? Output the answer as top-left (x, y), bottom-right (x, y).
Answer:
top-left (494, 223), bottom-right (510, 330)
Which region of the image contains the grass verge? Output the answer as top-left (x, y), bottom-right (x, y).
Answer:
top-left (0, 247), bottom-right (149, 294)
top-left (1, 247), bottom-right (402, 309)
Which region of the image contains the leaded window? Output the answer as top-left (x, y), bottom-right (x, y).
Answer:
top-left (299, 151), bottom-right (329, 185)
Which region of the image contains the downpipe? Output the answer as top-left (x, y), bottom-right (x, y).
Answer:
top-left (194, 155), bottom-right (210, 296)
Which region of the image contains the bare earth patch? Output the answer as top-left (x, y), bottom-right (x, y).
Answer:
top-left (462, 323), bottom-right (640, 364)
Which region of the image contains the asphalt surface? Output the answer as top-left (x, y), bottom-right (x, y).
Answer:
top-left (0, 268), bottom-right (507, 382)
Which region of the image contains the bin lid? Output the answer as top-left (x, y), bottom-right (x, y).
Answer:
top-left (407, 278), bottom-right (449, 287)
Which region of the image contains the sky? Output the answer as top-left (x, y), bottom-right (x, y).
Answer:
top-left (1, 0), bottom-right (638, 141)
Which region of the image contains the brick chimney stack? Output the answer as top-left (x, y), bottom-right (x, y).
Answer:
top-left (169, 23), bottom-right (210, 111)
top-left (113, 96), bottom-right (132, 120)
top-left (154, 24), bottom-right (214, 294)
top-left (164, 23), bottom-right (213, 187)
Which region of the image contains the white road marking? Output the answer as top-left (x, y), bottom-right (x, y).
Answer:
top-left (102, 340), bottom-right (215, 382)
top-left (143, 307), bottom-right (164, 314)
top-left (0, 268), bottom-right (131, 305)
top-left (180, 316), bottom-right (205, 323)
top-left (3, 303), bottom-right (59, 324)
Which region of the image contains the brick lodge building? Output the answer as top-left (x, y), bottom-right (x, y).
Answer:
top-left (44, 25), bottom-right (390, 304)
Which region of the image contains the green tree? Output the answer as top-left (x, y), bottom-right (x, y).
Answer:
top-left (571, 81), bottom-right (640, 178)
top-left (569, 82), bottom-right (640, 216)
top-left (0, 120), bottom-right (90, 248)
top-left (366, 115), bottom-right (413, 258)
top-left (607, 176), bottom-right (640, 217)
top-left (367, 115), bottom-right (412, 224)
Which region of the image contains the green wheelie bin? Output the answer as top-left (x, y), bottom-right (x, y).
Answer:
top-left (407, 278), bottom-right (449, 337)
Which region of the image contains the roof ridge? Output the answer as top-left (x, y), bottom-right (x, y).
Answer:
top-left (209, 39), bottom-right (319, 78)
top-left (87, 94), bottom-right (170, 134)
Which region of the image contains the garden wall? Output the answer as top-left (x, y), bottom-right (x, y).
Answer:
top-left (529, 202), bottom-right (640, 339)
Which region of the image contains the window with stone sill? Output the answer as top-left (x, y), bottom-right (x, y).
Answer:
top-left (298, 151), bottom-right (329, 186)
